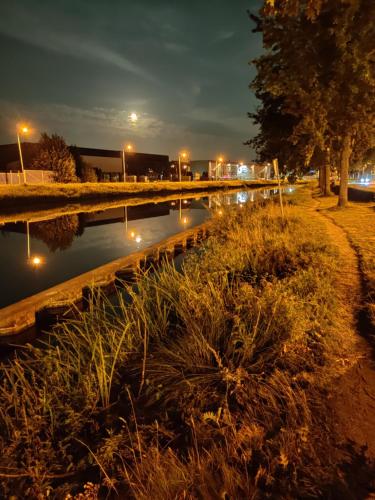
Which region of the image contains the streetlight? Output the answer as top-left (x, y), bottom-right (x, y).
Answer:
top-left (122, 143), bottom-right (134, 182)
top-left (17, 125), bottom-right (29, 184)
top-left (215, 156), bottom-right (224, 180)
top-left (178, 151), bottom-right (188, 182)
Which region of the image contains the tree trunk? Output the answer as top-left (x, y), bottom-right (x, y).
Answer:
top-left (319, 165), bottom-right (325, 192)
top-left (338, 135), bottom-right (352, 208)
top-left (323, 148), bottom-right (331, 195)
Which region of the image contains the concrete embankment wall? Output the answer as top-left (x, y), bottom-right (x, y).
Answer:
top-left (0, 222), bottom-right (213, 341)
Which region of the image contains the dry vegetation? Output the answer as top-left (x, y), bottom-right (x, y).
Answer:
top-left (0, 194), bottom-right (373, 498)
top-left (0, 180), bottom-right (276, 209)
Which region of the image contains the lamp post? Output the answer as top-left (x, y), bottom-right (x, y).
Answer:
top-left (178, 151), bottom-right (188, 182)
top-left (17, 125), bottom-right (29, 184)
top-left (215, 156), bottom-right (224, 180)
top-left (122, 143), bottom-right (133, 182)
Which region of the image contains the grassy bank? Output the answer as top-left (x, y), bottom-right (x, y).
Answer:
top-left (0, 180), bottom-right (276, 210)
top-left (0, 194), bottom-right (368, 498)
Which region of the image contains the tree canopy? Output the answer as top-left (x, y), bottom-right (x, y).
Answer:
top-left (249, 0), bottom-right (375, 205)
top-left (32, 133), bottom-right (78, 183)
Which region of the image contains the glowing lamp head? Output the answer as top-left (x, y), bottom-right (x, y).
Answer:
top-left (130, 231), bottom-right (135, 238)
top-left (135, 235), bottom-right (141, 243)
top-left (218, 157), bottom-right (223, 163)
top-left (182, 217), bottom-right (188, 224)
top-left (19, 125), bottom-right (29, 134)
top-left (126, 144), bottom-right (133, 151)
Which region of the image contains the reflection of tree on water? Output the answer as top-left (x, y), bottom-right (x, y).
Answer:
top-left (30, 214), bottom-right (80, 252)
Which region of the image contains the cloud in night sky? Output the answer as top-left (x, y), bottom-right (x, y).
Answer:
top-left (0, 0), bottom-right (262, 160)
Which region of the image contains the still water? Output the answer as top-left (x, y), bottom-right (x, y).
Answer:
top-left (0, 189), bottom-right (275, 309)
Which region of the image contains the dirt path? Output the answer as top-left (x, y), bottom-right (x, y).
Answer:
top-left (312, 195), bottom-right (375, 464)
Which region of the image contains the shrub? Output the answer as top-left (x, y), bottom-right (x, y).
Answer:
top-left (32, 133), bottom-right (78, 183)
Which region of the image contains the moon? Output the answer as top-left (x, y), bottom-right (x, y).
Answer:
top-left (129, 112), bottom-right (138, 122)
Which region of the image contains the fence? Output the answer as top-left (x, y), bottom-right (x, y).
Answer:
top-left (0, 170), bottom-right (54, 185)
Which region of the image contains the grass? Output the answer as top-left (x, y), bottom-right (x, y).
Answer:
top-left (0, 179), bottom-right (276, 210)
top-left (318, 198), bottom-right (375, 333)
top-left (0, 193), bottom-right (366, 498)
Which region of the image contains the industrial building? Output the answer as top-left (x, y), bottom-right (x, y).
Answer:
top-left (189, 160), bottom-right (273, 180)
top-left (0, 143), bottom-right (169, 182)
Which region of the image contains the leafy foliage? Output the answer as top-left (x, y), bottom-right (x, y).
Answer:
top-left (249, 0), bottom-right (375, 205)
top-left (32, 133), bottom-right (78, 183)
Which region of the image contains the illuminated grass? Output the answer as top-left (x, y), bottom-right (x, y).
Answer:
top-left (319, 199), bottom-right (375, 332)
top-left (0, 196), bottom-right (354, 498)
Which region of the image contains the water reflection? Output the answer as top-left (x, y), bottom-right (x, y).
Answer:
top-left (29, 214), bottom-right (81, 252)
top-left (0, 189), bottom-right (277, 309)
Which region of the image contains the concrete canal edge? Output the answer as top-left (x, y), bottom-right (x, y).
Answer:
top-left (0, 221), bottom-right (213, 340)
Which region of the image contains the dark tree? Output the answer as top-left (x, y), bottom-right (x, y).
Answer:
top-left (248, 0), bottom-right (375, 205)
top-left (32, 133), bottom-right (78, 183)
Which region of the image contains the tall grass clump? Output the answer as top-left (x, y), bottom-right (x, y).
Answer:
top-left (0, 198), bottom-right (346, 498)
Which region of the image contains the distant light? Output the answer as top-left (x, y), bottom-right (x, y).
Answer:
top-left (129, 112), bottom-right (138, 122)
top-left (183, 200), bottom-right (188, 204)
top-left (218, 210), bottom-right (223, 215)
top-left (183, 165), bottom-right (187, 169)
top-left (135, 235), bottom-right (141, 243)
top-left (126, 144), bottom-right (133, 151)
top-left (130, 231), bottom-right (135, 238)
top-left (182, 217), bottom-right (188, 224)
top-left (218, 156), bottom-right (223, 163)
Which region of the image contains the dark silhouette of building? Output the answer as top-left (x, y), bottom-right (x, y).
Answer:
top-left (0, 143), bottom-right (169, 181)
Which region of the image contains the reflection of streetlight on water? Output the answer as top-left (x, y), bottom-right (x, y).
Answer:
top-left (178, 199), bottom-right (189, 225)
top-left (26, 221), bottom-right (45, 268)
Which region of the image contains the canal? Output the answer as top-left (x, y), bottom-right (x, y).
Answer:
top-left (0, 188), bottom-right (275, 311)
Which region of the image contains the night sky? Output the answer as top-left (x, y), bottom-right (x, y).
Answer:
top-left (0, 0), bottom-right (262, 160)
